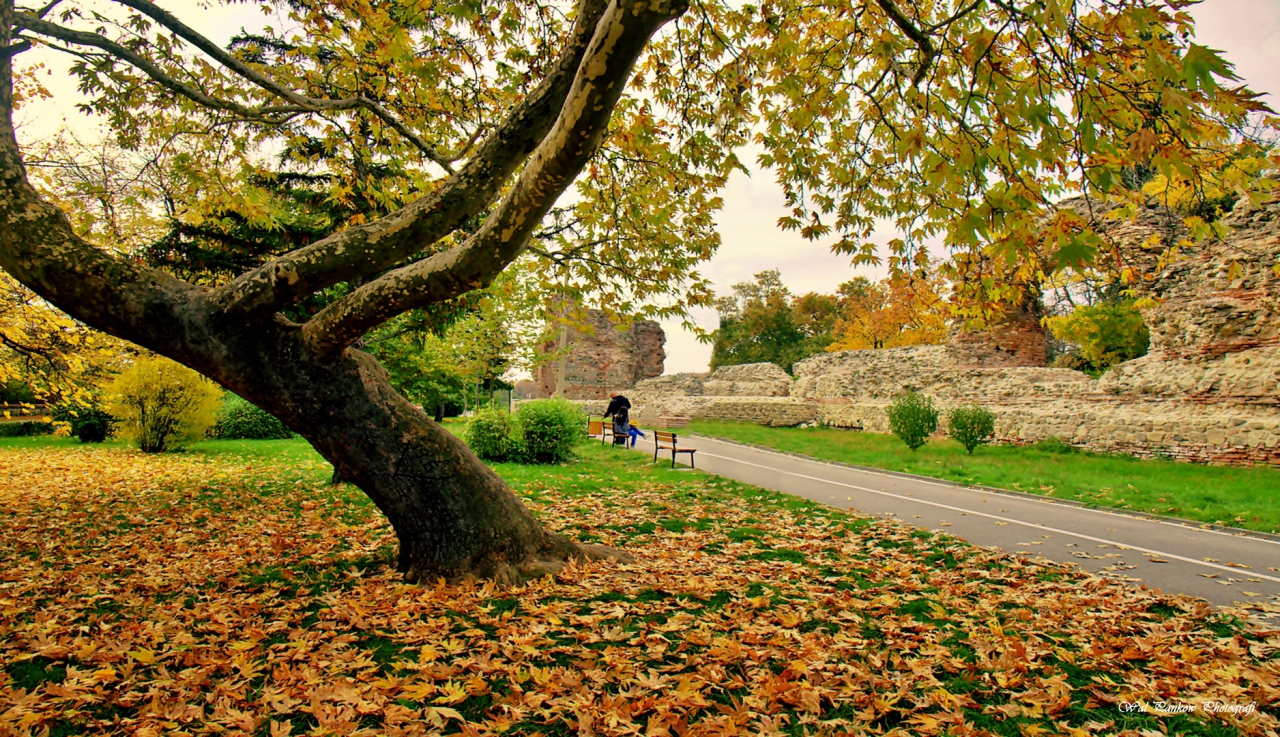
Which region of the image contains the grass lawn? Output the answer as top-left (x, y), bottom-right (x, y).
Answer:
top-left (687, 420), bottom-right (1280, 534)
top-left (2, 435), bottom-right (1278, 736)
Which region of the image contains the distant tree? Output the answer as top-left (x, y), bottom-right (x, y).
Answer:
top-left (1046, 301), bottom-right (1150, 373)
top-left (710, 270), bottom-right (840, 372)
top-left (366, 328), bottom-right (467, 420)
top-left (829, 261), bottom-right (950, 351)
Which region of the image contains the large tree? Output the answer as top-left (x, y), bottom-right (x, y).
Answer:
top-left (1, 0), bottom-right (1272, 581)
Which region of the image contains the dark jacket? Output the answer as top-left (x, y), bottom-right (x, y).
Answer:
top-left (603, 395), bottom-right (631, 419)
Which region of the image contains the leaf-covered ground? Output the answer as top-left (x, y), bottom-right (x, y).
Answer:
top-left (1, 440), bottom-right (1277, 737)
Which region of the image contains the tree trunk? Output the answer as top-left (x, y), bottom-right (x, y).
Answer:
top-left (0, 0), bottom-right (682, 584)
top-left (224, 344), bottom-right (615, 583)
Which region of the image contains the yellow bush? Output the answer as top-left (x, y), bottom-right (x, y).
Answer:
top-left (107, 357), bottom-right (222, 452)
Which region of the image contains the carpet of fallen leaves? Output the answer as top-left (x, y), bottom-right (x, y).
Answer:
top-left (1, 443), bottom-right (1278, 737)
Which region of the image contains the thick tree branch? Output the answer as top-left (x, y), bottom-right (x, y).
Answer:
top-left (207, 0), bottom-right (612, 318)
top-left (301, 0), bottom-right (689, 355)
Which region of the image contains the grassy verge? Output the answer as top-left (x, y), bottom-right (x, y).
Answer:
top-left (687, 420), bottom-right (1280, 534)
top-left (2, 437), bottom-right (1277, 736)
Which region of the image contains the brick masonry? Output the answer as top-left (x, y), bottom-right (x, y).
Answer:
top-left (535, 310), bottom-right (666, 399)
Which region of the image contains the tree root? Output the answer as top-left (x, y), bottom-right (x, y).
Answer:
top-left (398, 538), bottom-right (633, 586)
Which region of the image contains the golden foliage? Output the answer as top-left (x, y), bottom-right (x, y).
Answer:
top-left (1, 444), bottom-right (1276, 735)
top-left (0, 272), bottom-right (131, 403)
top-left (106, 357), bottom-right (222, 452)
top-left (828, 269), bottom-right (950, 351)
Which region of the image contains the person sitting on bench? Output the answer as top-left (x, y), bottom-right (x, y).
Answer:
top-left (603, 393), bottom-right (631, 447)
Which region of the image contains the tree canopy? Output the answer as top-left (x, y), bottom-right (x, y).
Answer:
top-left (828, 260), bottom-right (950, 351)
top-left (8, 0), bottom-right (1274, 335)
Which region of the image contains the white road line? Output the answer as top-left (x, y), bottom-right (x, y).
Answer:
top-left (689, 436), bottom-right (1280, 548)
top-left (693, 449), bottom-right (1280, 585)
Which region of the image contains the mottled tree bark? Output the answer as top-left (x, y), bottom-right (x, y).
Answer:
top-left (0, 0), bottom-right (685, 581)
top-left (211, 333), bottom-right (594, 582)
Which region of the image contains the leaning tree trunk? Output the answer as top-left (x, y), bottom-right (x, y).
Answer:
top-left (217, 334), bottom-right (611, 583)
top-left (0, 0), bottom-right (681, 584)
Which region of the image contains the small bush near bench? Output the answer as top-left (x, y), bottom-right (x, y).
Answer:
top-left (887, 391), bottom-right (938, 451)
top-left (465, 406), bottom-right (517, 461)
top-left (464, 398), bottom-right (586, 464)
top-left (211, 394), bottom-right (294, 440)
top-left (948, 405), bottom-right (996, 454)
top-left (517, 398), bottom-right (585, 464)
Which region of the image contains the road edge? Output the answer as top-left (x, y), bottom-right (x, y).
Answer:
top-left (684, 432), bottom-right (1280, 544)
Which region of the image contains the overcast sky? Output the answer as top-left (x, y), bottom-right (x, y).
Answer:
top-left (15, 1), bottom-right (1280, 375)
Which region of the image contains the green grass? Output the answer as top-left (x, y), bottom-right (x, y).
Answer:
top-left (0, 435), bottom-right (96, 451)
top-left (12, 419), bottom-right (1276, 535)
top-left (687, 420), bottom-right (1280, 533)
top-left (0, 428), bottom-right (768, 510)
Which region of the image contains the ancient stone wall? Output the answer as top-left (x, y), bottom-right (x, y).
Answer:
top-left (1140, 202), bottom-right (1280, 361)
top-left (579, 198), bottom-right (1280, 466)
top-left (946, 300), bottom-right (1049, 367)
top-left (635, 362), bottom-right (792, 398)
top-left (535, 311), bottom-right (665, 399)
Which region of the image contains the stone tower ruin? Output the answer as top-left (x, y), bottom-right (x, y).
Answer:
top-left (535, 310), bottom-right (666, 399)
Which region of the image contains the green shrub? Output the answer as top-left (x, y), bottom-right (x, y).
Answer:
top-left (515, 398), bottom-right (586, 464)
top-left (887, 391), bottom-right (938, 451)
top-left (51, 402), bottom-right (117, 442)
top-left (465, 406), bottom-right (517, 462)
top-left (1031, 437), bottom-right (1077, 454)
top-left (107, 357), bottom-right (222, 453)
top-left (947, 404), bottom-right (996, 454)
top-left (211, 394), bottom-right (293, 439)
top-left (0, 420), bottom-right (53, 438)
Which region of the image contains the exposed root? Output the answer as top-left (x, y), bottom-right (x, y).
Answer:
top-left (574, 542), bottom-right (633, 564)
top-left (398, 538), bottom-right (634, 586)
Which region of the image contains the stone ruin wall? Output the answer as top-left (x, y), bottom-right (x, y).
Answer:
top-left (946, 300), bottom-right (1049, 368)
top-left (598, 198), bottom-right (1280, 466)
top-left (535, 311), bottom-right (666, 399)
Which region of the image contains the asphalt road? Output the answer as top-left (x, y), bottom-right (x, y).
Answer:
top-left (633, 434), bottom-right (1280, 617)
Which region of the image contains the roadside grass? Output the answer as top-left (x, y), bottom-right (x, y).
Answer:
top-left (2, 436), bottom-right (1277, 735)
top-left (687, 420), bottom-right (1280, 534)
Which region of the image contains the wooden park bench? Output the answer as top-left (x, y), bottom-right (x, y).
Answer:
top-left (653, 430), bottom-right (696, 468)
top-left (588, 419), bottom-right (616, 445)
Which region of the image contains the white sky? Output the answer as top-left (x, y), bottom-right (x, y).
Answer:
top-left (15, 0), bottom-right (1280, 374)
